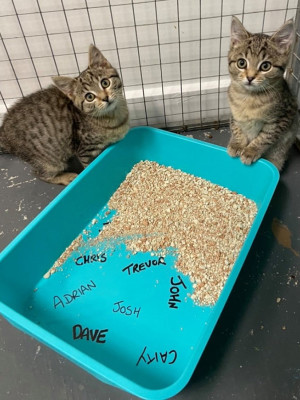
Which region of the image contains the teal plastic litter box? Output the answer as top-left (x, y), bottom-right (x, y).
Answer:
top-left (0, 126), bottom-right (279, 399)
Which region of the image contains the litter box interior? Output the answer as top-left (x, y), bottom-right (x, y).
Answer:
top-left (0, 127), bottom-right (279, 398)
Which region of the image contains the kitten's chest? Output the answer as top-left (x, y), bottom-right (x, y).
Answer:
top-left (236, 119), bottom-right (264, 139)
top-left (77, 113), bottom-right (129, 146)
top-left (229, 87), bottom-right (271, 137)
top-left (229, 88), bottom-right (269, 117)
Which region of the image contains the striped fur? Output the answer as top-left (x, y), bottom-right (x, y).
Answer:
top-left (0, 45), bottom-right (129, 185)
top-left (227, 16), bottom-right (298, 171)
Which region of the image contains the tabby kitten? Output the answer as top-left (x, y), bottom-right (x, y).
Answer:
top-left (227, 16), bottom-right (298, 171)
top-left (0, 45), bottom-right (129, 185)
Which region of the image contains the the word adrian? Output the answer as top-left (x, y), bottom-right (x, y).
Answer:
top-left (53, 280), bottom-right (96, 309)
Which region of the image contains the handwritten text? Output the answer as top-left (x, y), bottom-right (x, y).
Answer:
top-left (72, 324), bottom-right (108, 343)
top-left (53, 280), bottom-right (97, 309)
top-left (75, 253), bottom-right (107, 266)
top-left (113, 300), bottom-right (141, 318)
top-left (136, 346), bottom-right (177, 366)
top-left (122, 257), bottom-right (166, 275)
top-left (168, 275), bottom-right (187, 309)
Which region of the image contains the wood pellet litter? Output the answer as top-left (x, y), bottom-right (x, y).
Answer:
top-left (97, 161), bottom-right (257, 305)
top-left (43, 235), bottom-right (83, 279)
top-left (45, 161), bottom-right (257, 305)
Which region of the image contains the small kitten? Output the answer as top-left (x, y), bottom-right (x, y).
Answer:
top-left (0, 45), bottom-right (129, 185)
top-left (227, 16), bottom-right (298, 171)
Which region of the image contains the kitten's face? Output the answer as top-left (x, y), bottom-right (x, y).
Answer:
top-left (228, 35), bottom-right (283, 92)
top-left (72, 66), bottom-right (123, 116)
top-left (52, 45), bottom-right (124, 116)
top-left (228, 17), bottom-right (294, 92)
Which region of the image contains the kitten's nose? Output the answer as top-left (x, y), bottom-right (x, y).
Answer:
top-left (102, 96), bottom-right (109, 102)
top-left (247, 76), bottom-right (255, 83)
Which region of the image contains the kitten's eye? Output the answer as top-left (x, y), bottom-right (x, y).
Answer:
top-left (101, 79), bottom-right (110, 89)
top-left (260, 61), bottom-right (272, 72)
top-left (237, 58), bottom-right (247, 69)
top-left (85, 93), bottom-right (95, 102)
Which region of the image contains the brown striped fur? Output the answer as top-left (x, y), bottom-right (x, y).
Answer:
top-left (0, 45), bottom-right (129, 185)
top-left (227, 16), bottom-right (298, 171)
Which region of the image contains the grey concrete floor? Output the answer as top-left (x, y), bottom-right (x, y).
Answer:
top-left (0, 127), bottom-right (299, 400)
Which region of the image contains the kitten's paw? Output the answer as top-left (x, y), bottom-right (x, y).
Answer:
top-left (227, 144), bottom-right (243, 158)
top-left (60, 172), bottom-right (78, 185)
top-left (240, 148), bottom-right (260, 165)
top-left (45, 172), bottom-right (78, 185)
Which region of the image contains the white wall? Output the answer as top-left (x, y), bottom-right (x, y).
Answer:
top-left (0, 0), bottom-right (298, 129)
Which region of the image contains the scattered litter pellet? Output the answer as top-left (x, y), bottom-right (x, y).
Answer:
top-left (96, 161), bottom-right (257, 305)
top-left (276, 297), bottom-right (281, 303)
top-left (44, 235), bottom-right (83, 278)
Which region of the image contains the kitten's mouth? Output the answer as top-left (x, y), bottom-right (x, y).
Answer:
top-left (90, 100), bottom-right (116, 117)
top-left (105, 100), bottom-right (116, 111)
top-left (243, 81), bottom-right (258, 91)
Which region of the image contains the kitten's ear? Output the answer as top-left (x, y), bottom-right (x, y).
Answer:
top-left (89, 44), bottom-right (112, 69)
top-left (271, 19), bottom-right (294, 54)
top-left (231, 16), bottom-right (250, 47)
top-left (51, 76), bottom-right (76, 99)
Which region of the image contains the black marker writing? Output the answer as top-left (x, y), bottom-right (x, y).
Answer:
top-left (53, 280), bottom-right (96, 309)
top-left (75, 253), bottom-right (107, 266)
top-left (168, 275), bottom-right (187, 309)
top-left (72, 324), bottom-right (108, 343)
top-left (113, 300), bottom-right (141, 318)
top-left (122, 257), bottom-right (166, 275)
top-left (136, 346), bottom-right (177, 366)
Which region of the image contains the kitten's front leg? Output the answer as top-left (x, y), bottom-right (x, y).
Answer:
top-left (240, 126), bottom-right (280, 165)
top-left (227, 119), bottom-right (248, 157)
top-left (240, 145), bottom-right (261, 165)
top-left (77, 143), bottom-right (104, 168)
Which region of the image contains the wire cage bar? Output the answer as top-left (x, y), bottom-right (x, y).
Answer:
top-left (0, 0), bottom-right (298, 132)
